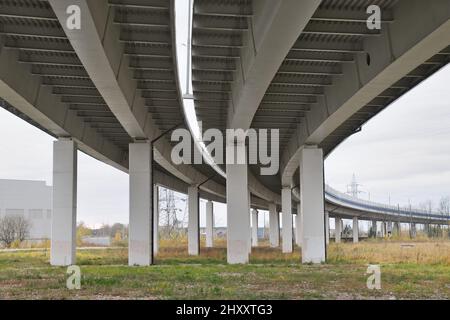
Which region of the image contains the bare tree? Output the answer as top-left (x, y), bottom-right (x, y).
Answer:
top-left (0, 215), bottom-right (30, 247)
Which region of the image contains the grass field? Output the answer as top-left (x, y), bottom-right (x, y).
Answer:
top-left (0, 239), bottom-right (449, 300)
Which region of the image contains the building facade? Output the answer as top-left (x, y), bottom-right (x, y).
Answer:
top-left (0, 179), bottom-right (52, 240)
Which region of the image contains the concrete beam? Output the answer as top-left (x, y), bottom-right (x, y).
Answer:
top-left (48, 0), bottom-right (146, 139)
top-left (0, 35), bottom-right (127, 172)
top-left (48, 0), bottom-right (227, 200)
top-left (281, 0), bottom-right (450, 185)
top-left (228, 0), bottom-right (321, 129)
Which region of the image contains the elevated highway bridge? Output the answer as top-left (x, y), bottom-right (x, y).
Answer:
top-left (0, 0), bottom-right (449, 265)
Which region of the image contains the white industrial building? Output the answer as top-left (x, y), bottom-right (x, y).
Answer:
top-left (0, 179), bottom-right (52, 240)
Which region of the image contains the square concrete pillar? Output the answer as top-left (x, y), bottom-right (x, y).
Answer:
top-left (51, 139), bottom-right (77, 266)
top-left (335, 217), bottom-right (342, 243)
top-left (353, 217), bottom-right (359, 243)
top-left (269, 203), bottom-right (280, 247)
top-left (410, 223), bottom-right (417, 238)
top-left (281, 187), bottom-right (293, 253)
top-left (226, 157), bottom-right (250, 264)
top-left (394, 222), bottom-right (400, 235)
top-left (251, 209), bottom-right (258, 247)
top-left (372, 220), bottom-right (378, 238)
top-left (300, 146), bottom-right (326, 263)
top-left (381, 221), bottom-right (386, 237)
top-left (205, 200), bottom-right (214, 248)
top-left (188, 185), bottom-right (199, 255)
top-left (153, 185), bottom-right (159, 255)
top-left (247, 190), bottom-right (252, 254)
top-left (295, 202), bottom-right (302, 246)
top-left (325, 211), bottom-right (330, 245)
top-left (129, 142), bottom-right (153, 266)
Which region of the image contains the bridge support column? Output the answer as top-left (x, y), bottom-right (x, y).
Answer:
top-left (251, 209), bottom-right (259, 247)
top-left (335, 217), bottom-right (342, 243)
top-left (325, 211), bottom-right (330, 245)
top-left (51, 139), bottom-right (77, 266)
top-left (282, 187), bottom-right (293, 253)
top-left (153, 186), bottom-right (159, 255)
top-left (226, 143), bottom-right (250, 264)
top-left (394, 222), bottom-right (400, 236)
top-left (372, 220), bottom-right (378, 238)
top-left (295, 202), bottom-right (302, 246)
top-left (205, 200), bottom-right (214, 248)
top-left (129, 141), bottom-right (153, 266)
top-left (424, 224), bottom-right (430, 236)
top-left (188, 186), bottom-right (200, 255)
top-left (386, 221), bottom-right (393, 237)
top-left (248, 190), bottom-right (252, 254)
top-left (410, 223), bottom-right (417, 239)
top-left (269, 203), bottom-right (280, 247)
top-left (300, 146), bottom-right (326, 263)
top-left (381, 222), bottom-right (387, 237)
top-left (352, 217), bottom-right (359, 243)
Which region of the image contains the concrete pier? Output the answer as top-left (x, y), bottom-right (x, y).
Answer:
top-left (353, 217), bottom-right (359, 243)
top-left (269, 203), bottom-right (280, 247)
top-left (281, 187), bottom-right (293, 253)
top-left (128, 142), bottom-right (153, 266)
top-left (188, 185), bottom-right (199, 255)
top-left (51, 139), bottom-right (77, 266)
top-left (300, 146), bottom-right (326, 263)
top-left (251, 209), bottom-right (258, 247)
top-left (205, 200), bottom-right (214, 248)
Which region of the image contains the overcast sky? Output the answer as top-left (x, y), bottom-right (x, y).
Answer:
top-left (1, 1), bottom-right (449, 228)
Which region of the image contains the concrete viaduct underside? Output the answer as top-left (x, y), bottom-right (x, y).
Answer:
top-left (0, 0), bottom-right (449, 265)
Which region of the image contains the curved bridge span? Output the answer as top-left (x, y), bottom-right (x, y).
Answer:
top-left (0, 0), bottom-right (449, 266)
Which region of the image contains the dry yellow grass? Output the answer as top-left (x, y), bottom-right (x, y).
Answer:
top-left (328, 240), bottom-right (450, 265)
top-left (157, 237), bottom-right (450, 266)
